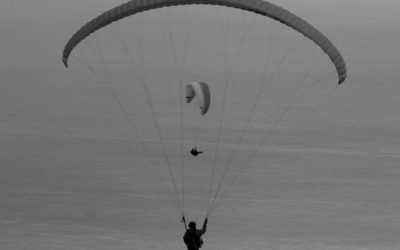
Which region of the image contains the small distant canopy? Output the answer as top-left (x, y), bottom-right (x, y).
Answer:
top-left (185, 81), bottom-right (211, 115)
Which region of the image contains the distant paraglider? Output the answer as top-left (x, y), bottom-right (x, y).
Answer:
top-left (185, 81), bottom-right (210, 157)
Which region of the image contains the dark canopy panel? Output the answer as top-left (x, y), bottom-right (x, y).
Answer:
top-left (62, 0), bottom-right (347, 84)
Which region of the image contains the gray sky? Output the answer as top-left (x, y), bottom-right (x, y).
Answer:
top-left (1, 0), bottom-right (400, 120)
top-left (1, 1), bottom-right (400, 250)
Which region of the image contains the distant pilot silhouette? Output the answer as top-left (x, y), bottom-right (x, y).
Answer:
top-left (190, 147), bottom-right (203, 157)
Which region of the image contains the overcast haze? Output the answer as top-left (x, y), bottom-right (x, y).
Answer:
top-left (1, 1), bottom-right (400, 250)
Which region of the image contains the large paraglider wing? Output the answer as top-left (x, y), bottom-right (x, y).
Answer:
top-left (62, 0), bottom-right (347, 84)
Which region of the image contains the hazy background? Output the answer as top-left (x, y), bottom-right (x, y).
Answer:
top-left (1, 0), bottom-right (400, 249)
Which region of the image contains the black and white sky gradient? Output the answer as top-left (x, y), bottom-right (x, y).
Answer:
top-left (1, 1), bottom-right (400, 249)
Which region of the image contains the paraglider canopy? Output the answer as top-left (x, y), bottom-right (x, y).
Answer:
top-left (185, 81), bottom-right (211, 115)
top-left (62, 0), bottom-right (347, 84)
